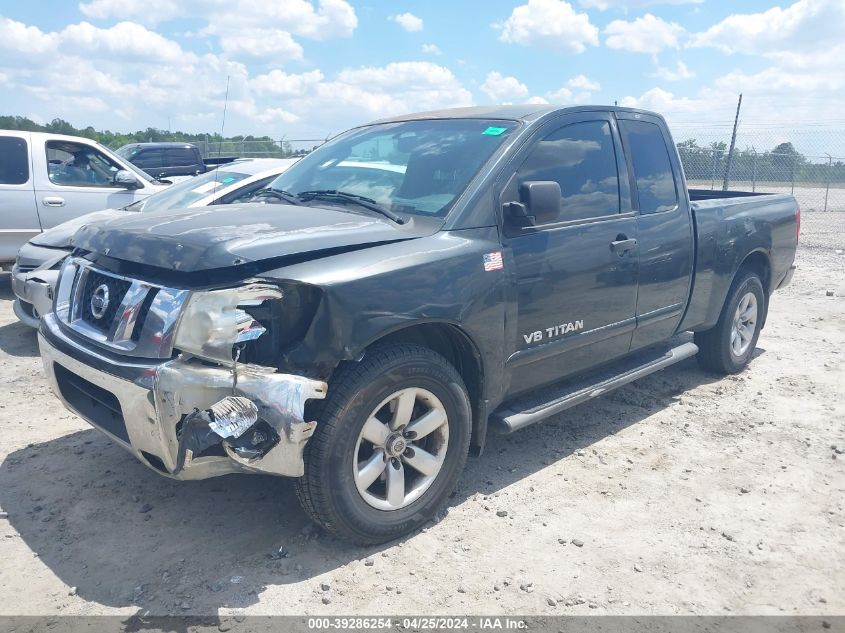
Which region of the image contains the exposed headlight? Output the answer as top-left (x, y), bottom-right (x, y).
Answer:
top-left (173, 283), bottom-right (283, 365)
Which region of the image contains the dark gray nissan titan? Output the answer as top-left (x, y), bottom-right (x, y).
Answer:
top-left (38, 106), bottom-right (799, 543)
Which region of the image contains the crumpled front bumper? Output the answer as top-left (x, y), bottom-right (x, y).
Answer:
top-left (12, 266), bottom-right (60, 328)
top-left (38, 312), bottom-right (327, 480)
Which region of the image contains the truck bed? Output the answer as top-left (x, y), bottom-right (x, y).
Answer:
top-left (680, 189), bottom-right (799, 333)
top-left (689, 188), bottom-right (778, 201)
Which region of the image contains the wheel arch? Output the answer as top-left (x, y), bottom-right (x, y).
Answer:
top-left (362, 321), bottom-right (488, 455)
top-left (734, 249), bottom-right (772, 327)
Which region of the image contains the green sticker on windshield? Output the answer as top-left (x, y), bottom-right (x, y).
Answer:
top-left (482, 126), bottom-right (507, 136)
top-left (221, 177), bottom-right (235, 183)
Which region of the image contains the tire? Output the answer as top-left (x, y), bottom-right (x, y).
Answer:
top-left (694, 271), bottom-right (766, 374)
top-left (294, 343), bottom-right (472, 544)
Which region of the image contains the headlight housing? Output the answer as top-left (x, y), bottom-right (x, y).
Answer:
top-left (173, 283), bottom-right (283, 365)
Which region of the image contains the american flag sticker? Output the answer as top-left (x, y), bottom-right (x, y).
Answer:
top-left (483, 251), bottom-right (504, 272)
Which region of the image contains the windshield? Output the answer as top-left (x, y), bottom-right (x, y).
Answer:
top-left (267, 119), bottom-right (519, 218)
top-left (123, 168), bottom-right (251, 212)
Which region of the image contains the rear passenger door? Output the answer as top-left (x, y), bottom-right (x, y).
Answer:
top-left (0, 133), bottom-right (40, 261)
top-left (617, 114), bottom-right (694, 349)
top-left (501, 113), bottom-right (639, 395)
top-left (160, 148), bottom-right (203, 178)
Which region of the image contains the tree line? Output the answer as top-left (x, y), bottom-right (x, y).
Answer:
top-left (676, 138), bottom-right (845, 184)
top-left (0, 115), bottom-right (308, 157)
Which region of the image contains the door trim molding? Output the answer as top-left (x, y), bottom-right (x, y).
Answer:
top-left (636, 302), bottom-right (684, 326)
top-left (507, 317), bottom-right (637, 368)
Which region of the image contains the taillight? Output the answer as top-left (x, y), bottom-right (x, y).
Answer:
top-left (796, 206), bottom-right (801, 240)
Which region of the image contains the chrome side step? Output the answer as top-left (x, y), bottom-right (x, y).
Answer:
top-left (491, 341), bottom-right (699, 433)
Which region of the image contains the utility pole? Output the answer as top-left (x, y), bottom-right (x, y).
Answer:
top-left (722, 93), bottom-right (742, 191)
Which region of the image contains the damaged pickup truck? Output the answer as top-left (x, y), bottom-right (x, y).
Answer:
top-left (38, 106), bottom-right (799, 543)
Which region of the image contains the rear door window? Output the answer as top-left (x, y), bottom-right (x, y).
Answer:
top-left (619, 120), bottom-right (678, 214)
top-left (164, 148), bottom-right (198, 167)
top-left (0, 136), bottom-right (30, 185)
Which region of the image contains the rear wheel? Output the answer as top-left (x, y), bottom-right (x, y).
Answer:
top-left (695, 271), bottom-right (766, 374)
top-left (294, 343), bottom-right (471, 544)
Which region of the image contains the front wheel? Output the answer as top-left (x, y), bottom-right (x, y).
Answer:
top-left (695, 271), bottom-right (766, 374)
top-left (294, 343), bottom-right (471, 544)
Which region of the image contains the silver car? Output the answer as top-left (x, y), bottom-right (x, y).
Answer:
top-left (12, 158), bottom-right (298, 327)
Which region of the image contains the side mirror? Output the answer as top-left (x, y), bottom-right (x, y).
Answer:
top-left (505, 181), bottom-right (561, 226)
top-left (114, 169), bottom-right (141, 190)
top-left (521, 181), bottom-right (561, 225)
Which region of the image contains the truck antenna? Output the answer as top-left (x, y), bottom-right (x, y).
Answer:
top-left (218, 75), bottom-right (230, 159)
top-left (211, 75), bottom-right (231, 197)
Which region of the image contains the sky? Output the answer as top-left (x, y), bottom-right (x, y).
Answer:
top-left (1, 0), bottom-right (843, 155)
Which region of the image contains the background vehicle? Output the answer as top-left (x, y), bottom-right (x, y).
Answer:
top-left (116, 142), bottom-right (237, 180)
top-left (12, 158), bottom-right (298, 327)
top-left (0, 131), bottom-right (168, 265)
top-left (38, 106), bottom-right (798, 544)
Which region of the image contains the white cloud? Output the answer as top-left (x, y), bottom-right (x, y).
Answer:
top-left (79, 0), bottom-right (358, 63)
top-left (526, 96), bottom-right (550, 104)
top-left (250, 69), bottom-right (325, 97)
top-left (690, 0), bottom-right (844, 55)
top-left (61, 21), bottom-right (187, 64)
top-left (79, 0), bottom-right (185, 24)
top-left (389, 12), bottom-right (424, 32)
top-left (497, 0), bottom-right (599, 54)
top-left (604, 14), bottom-right (684, 53)
top-left (652, 60), bottom-right (695, 81)
top-left (217, 29), bottom-right (304, 60)
top-left (80, 0), bottom-right (358, 38)
top-left (422, 43), bottom-right (442, 55)
top-left (581, 0), bottom-right (701, 9)
top-left (546, 87), bottom-right (574, 103)
top-left (0, 17), bottom-right (57, 56)
top-left (480, 72), bottom-right (530, 103)
top-left (567, 74), bottom-right (600, 91)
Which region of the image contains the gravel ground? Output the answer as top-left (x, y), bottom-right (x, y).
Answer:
top-left (0, 214), bottom-right (842, 617)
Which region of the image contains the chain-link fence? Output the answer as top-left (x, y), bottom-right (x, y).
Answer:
top-left (197, 137), bottom-right (328, 159)
top-left (672, 126), bottom-right (845, 212)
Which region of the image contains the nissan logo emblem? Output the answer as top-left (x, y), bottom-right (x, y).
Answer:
top-left (90, 283), bottom-right (110, 319)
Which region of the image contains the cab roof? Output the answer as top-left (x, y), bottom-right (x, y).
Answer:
top-left (370, 104), bottom-right (662, 125)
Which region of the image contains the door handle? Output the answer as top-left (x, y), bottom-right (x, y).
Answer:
top-left (42, 197), bottom-right (66, 207)
top-left (610, 236), bottom-right (638, 255)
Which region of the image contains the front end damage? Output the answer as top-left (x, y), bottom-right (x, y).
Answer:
top-left (155, 359), bottom-right (326, 477)
top-left (38, 257), bottom-right (328, 480)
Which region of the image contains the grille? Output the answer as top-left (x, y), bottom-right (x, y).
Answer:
top-left (16, 264), bottom-right (37, 274)
top-left (79, 270), bottom-right (132, 332)
top-left (55, 257), bottom-right (190, 359)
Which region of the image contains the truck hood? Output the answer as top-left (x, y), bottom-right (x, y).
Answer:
top-left (70, 203), bottom-right (438, 273)
top-left (30, 208), bottom-right (129, 248)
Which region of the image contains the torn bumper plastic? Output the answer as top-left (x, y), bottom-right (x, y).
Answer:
top-left (38, 312), bottom-right (326, 480)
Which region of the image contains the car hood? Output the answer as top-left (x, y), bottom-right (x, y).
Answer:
top-left (30, 208), bottom-right (130, 248)
top-left (70, 203), bottom-right (438, 273)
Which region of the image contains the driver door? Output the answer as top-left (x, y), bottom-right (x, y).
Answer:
top-left (501, 114), bottom-right (640, 396)
top-left (33, 141), bottom-right (148, 229)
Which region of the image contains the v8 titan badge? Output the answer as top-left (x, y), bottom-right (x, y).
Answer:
top-left (483, 251), bottom-right (504, 272)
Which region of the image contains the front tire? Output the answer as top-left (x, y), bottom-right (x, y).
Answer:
top-left (294, 343), bottom-right (471, 544)
top-left (695, 271), bottom-right (766, 374)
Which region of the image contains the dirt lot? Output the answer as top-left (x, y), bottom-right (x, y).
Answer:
top-left (0, 213), bottom-right (843, 618)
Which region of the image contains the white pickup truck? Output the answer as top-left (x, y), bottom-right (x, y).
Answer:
top-left (0, 131), bottom-right (169, 265)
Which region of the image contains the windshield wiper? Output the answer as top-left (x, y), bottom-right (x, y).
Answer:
top-left (297, 190), bottom-right (406, 224)
top-left (251, 188), bottom-right (303, 205)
